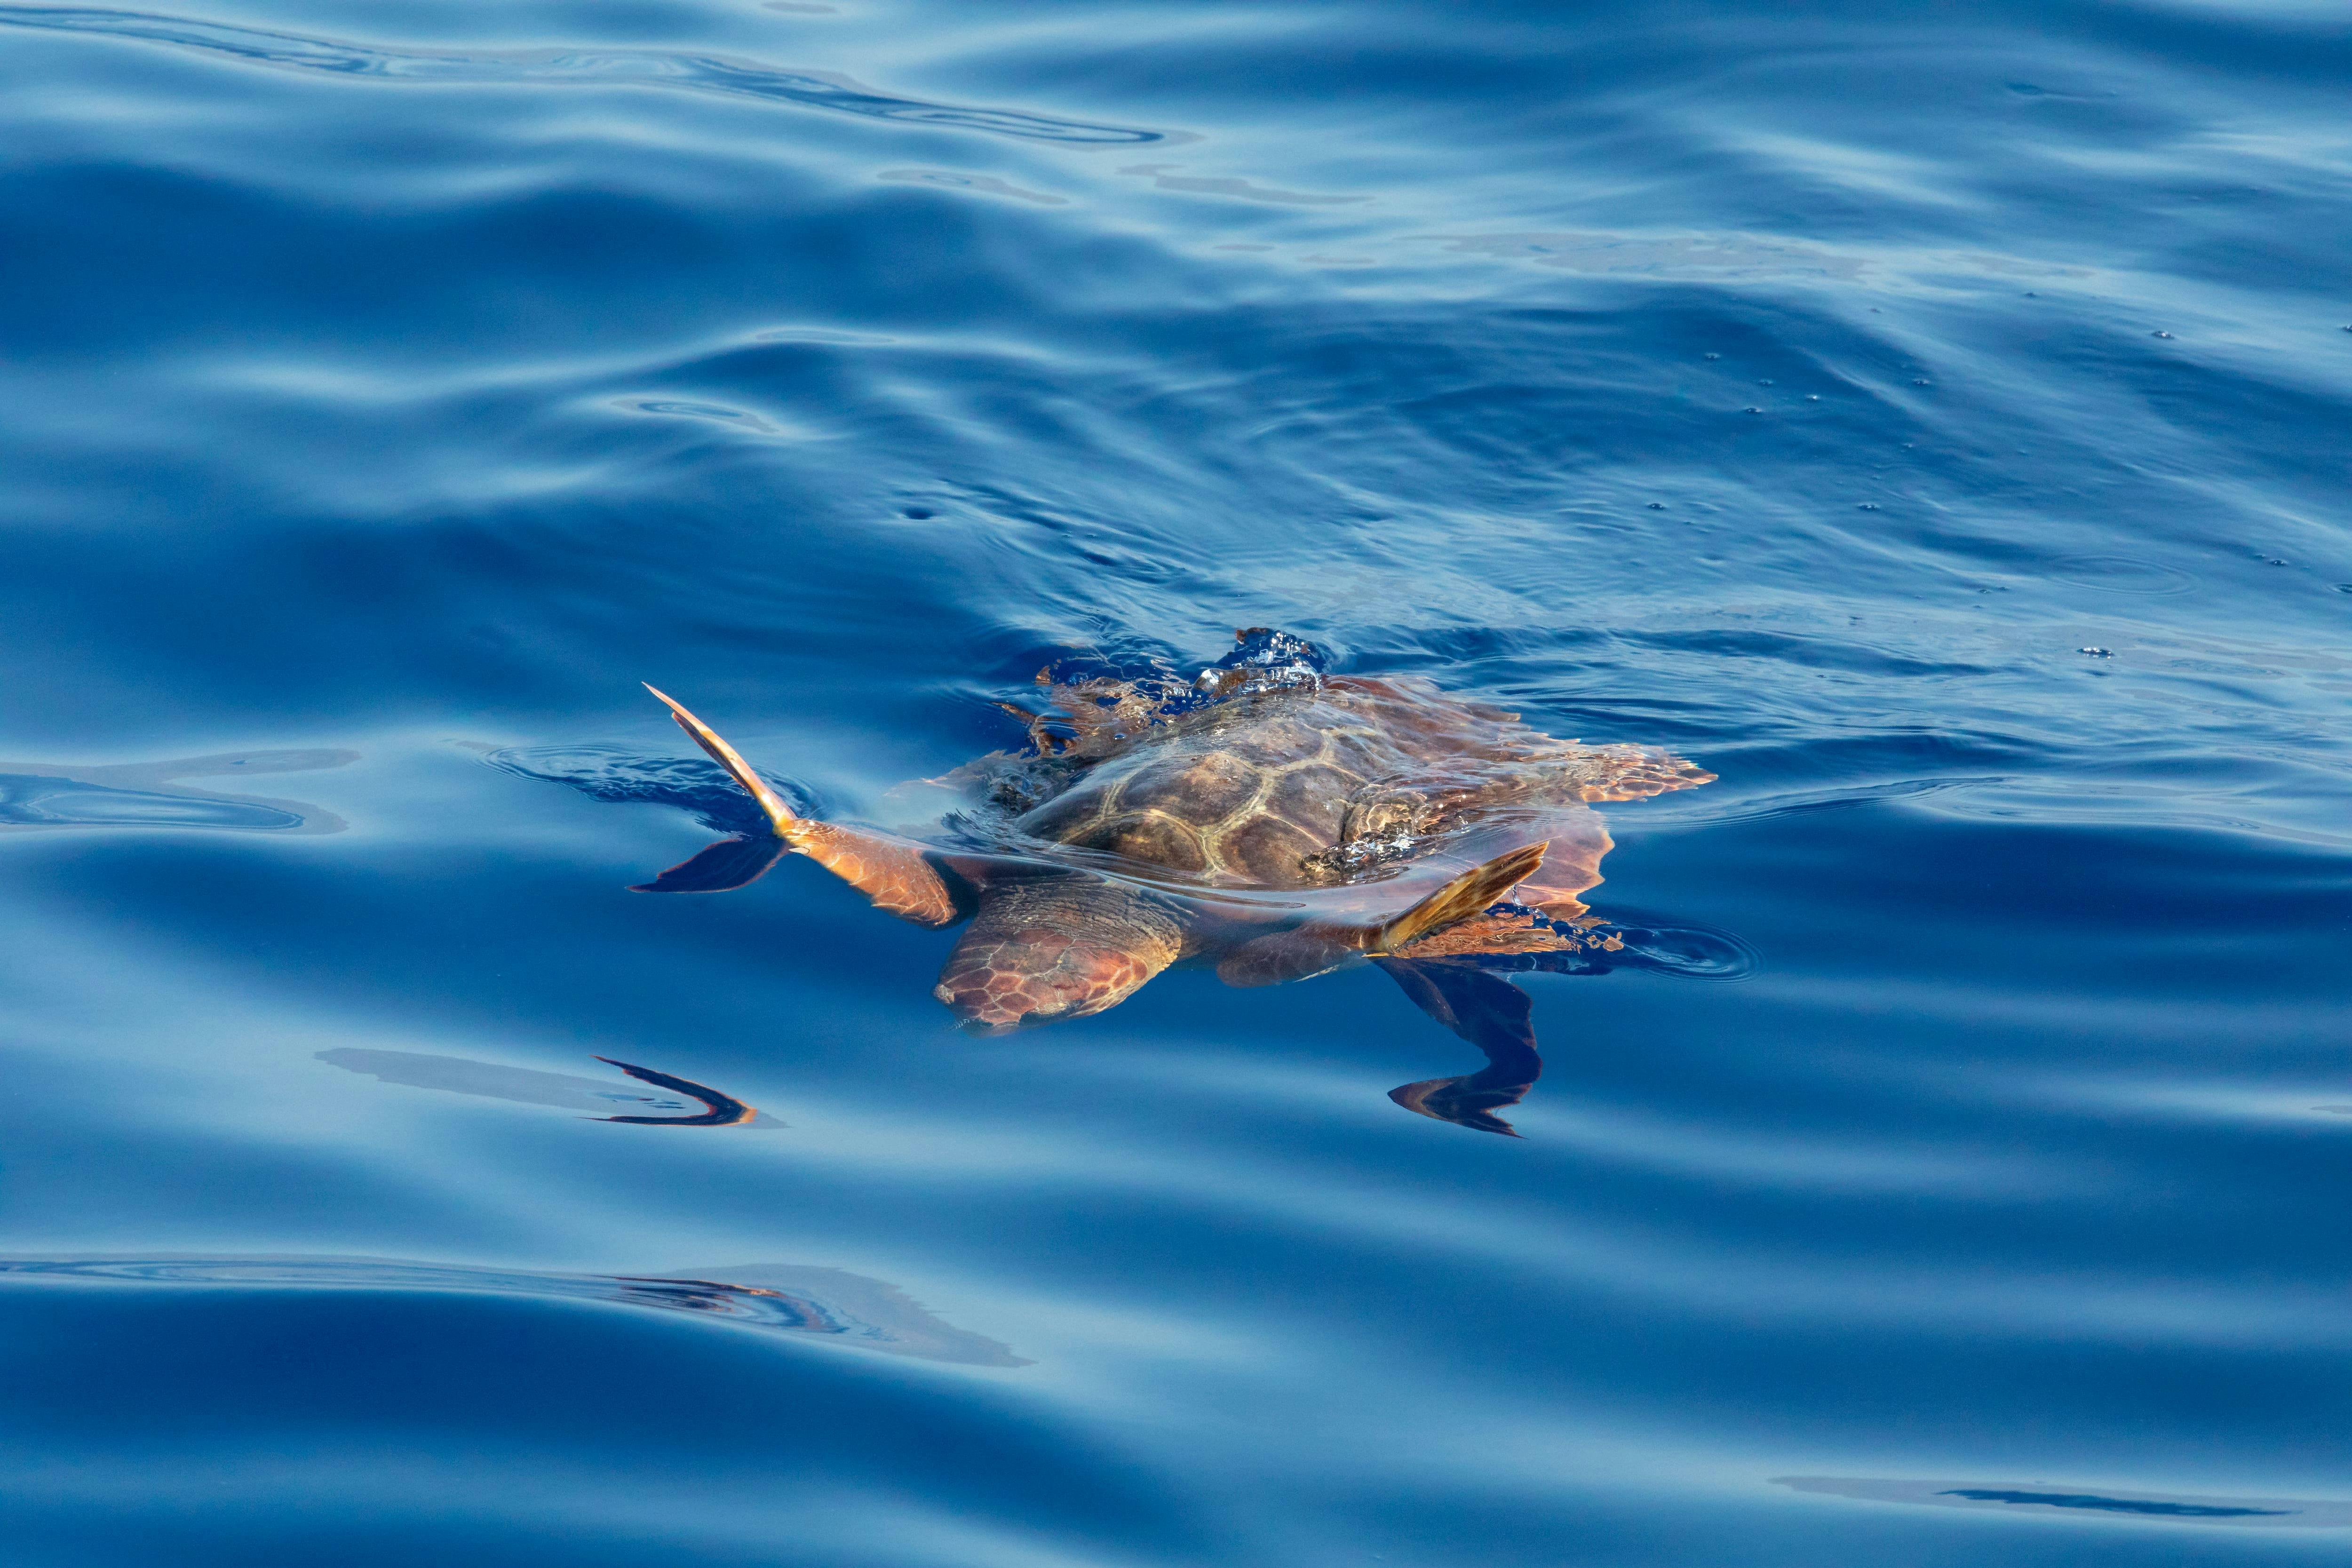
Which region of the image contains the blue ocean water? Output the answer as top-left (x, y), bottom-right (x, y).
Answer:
top-left (3, 0), bottom-right (2351, 1560)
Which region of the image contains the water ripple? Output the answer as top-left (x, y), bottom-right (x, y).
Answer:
top-left (1776, 1476), bottom-right (2352, 1529)
top-left (0, 5), bottom-right (1175, 146)
top-left (0, 1256), bottom-right (1028, 1366)
top-left (0, 749), bottom-right (353, 833)
top-left (8, 0), bottom-right (2352, 1557)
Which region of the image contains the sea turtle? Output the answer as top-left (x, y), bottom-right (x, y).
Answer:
top-left (601, 630), bottom-right (1714, 1134)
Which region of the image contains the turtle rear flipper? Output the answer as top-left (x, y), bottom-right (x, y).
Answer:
top-left (630, 835), bottom-right (787, 894)
top-left (642, 685), bottom-right (969, 927)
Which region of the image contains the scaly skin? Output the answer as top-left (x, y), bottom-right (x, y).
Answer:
top-left (645, 681), bottom-right (965, 926)
top-left (791, 821), bottom-right (963, 927)
top-left (932, 879), bottom-right (1184, 1032)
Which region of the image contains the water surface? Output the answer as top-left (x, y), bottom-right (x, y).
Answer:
top-left (2, 0), bottom-right (2349, 1562)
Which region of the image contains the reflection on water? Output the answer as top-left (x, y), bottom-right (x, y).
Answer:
top-left (319, 1049), bottom-right (763, 1127)
top-left (1432, 232), bottom-right (1864, 280)
top-left (487, 743), bottom-right (780, 839)
top-left (1775, 1476), bottom-right (2352, 1529)
top-left (589, 1057), bottom-right (758, 1126)
top-left (11, 0), bottom-right (2352, 1553)
top-left (0, 1257), bottom-right (1025, 1366)
top-left (879, 169), bottom-right (1069, 207)
top-left (0, 5), bottom-right (1173, 146)
top-left (1941, 1490), bottom-right (2283, 1519)
top-left (0, 749), bottom-right (353, 833)
top-left (505, 632), bottom-right (1747, 1135)
top-left (1116, 165), bottom-right (1367, 207)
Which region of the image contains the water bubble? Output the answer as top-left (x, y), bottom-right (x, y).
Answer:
top-left (1805, 394), bottom-right (1820, 401)
top-left (2079, 647), bottom-right (2113, 657)
top-left (1704, 352), bottom-right (1720, 360)
top-left (1189, 628), bottom-right (1327, 700)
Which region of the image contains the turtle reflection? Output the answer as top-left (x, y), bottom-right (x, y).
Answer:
top-left (502, 631), bottom-right (1730, 1135)
top-left (320, 1049), bottom-right (758, 1127)
top-left (1374, 913), bottom-right (1748, 1134)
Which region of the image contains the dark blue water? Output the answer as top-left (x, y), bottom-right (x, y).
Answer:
top-left (5, 0), bottom-right (2352, 1560)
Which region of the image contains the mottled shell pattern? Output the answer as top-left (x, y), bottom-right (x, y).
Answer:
top-left (972, 631), bottom-right (1711, 902)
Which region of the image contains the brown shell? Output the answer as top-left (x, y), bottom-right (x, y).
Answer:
top-left (995, 672), bottom-right (1712, 893)
top-left (1013, 708), bottom-right (1378, 885)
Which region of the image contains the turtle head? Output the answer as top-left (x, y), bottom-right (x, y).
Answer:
top-left (933, 876), bottom-right (1183, 1034)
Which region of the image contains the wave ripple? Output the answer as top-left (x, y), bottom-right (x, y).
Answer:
top-left (0, 5), bottom-right (1172, 144)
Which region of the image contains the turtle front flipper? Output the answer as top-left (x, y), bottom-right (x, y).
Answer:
top-left (1374, 958), bottom-right (1542, 1137)
top-left (1372, 841), bottom-right (1547, 953)
top-left (1216, 842), bottom-right (1552, 987)
top-left (1389, 905), bottom-right (1617, 960)
top-left (642, 685), bottom-right (968, 927)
